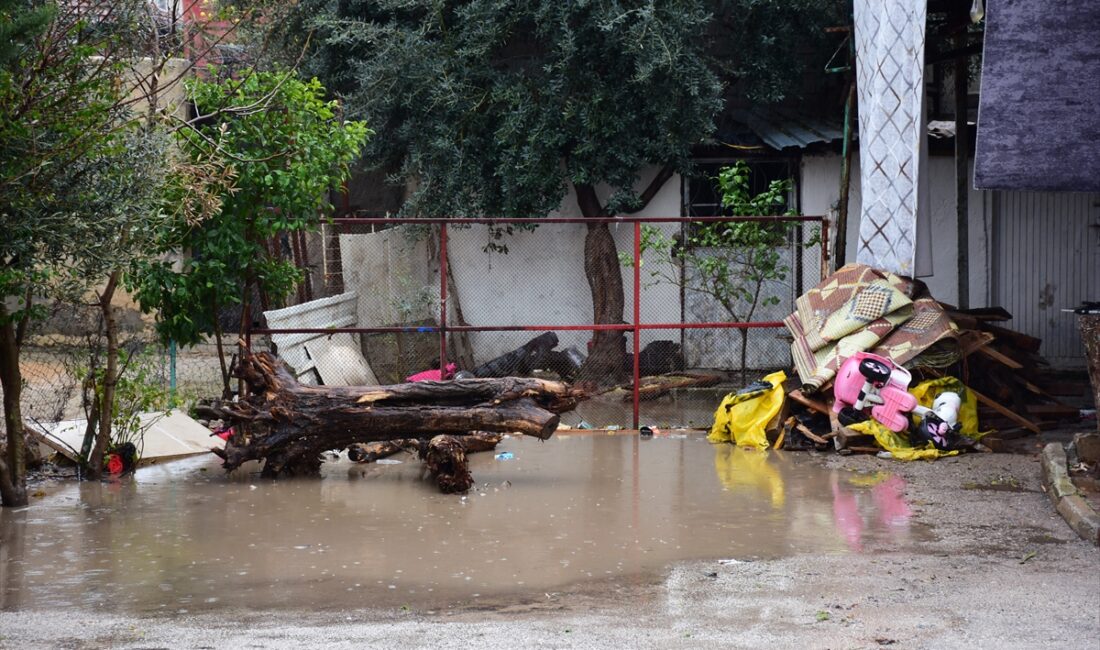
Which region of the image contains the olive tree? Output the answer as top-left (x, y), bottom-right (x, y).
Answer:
top-left (130, 70), bottom-right (369, 394)
top-left (279, 0), bottom-right (723, 383)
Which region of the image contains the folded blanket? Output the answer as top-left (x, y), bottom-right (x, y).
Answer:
top-left (785, 264), bottom-right (957, 391)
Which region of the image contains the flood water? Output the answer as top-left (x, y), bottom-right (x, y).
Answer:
top-left (0, 433), bottom-right (923, 613)
top-left (564, 389), bottom-right (730, 429)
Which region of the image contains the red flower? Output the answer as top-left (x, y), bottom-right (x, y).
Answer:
top-left (106, 453), bottom-right (124, 475)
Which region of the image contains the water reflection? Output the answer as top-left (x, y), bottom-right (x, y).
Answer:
top-left (0, 434), bottom-right (921, 613)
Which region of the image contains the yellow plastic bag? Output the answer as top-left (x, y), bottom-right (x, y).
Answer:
top-left (848, 418), bottom-right (959, 461)
top-left (909, 377), bottom-right (986, 439)
top-left (708, 370), bottom-right (786, 450)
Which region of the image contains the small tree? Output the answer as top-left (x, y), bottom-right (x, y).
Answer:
top-left (625, 161), bottom-right (804, 383)
top-left (0, 0), bottom-right (149, 504)
top-left (130, 69), bottom-right (369, 394)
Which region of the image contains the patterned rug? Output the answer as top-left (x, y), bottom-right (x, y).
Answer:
top-left (785, 264), bottom-right (957, 391)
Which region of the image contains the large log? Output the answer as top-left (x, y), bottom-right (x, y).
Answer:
top-left (212, 352), bottom-right (583, 477)
top-left (348, 432), bottom-right (503, 464)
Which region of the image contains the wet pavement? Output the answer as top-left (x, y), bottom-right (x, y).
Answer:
top-left (0, 433), bottom-right (924, 614)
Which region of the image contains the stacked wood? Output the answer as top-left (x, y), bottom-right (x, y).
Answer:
top-left (210, 351), bottom-right (583, 478)
top-left (781, 306), bottom-right (1085, 455)
top-left (947, 306), bottom-right (1088, 434)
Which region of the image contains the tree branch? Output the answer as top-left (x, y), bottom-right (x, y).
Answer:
top-left (625, 165), bottom-right (674, 214)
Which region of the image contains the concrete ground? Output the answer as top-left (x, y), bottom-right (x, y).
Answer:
top-left (1, 450), bottom-right (1098, 649)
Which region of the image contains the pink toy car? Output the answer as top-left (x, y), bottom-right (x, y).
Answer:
top-left (833, 352), bottom-right (918, 432)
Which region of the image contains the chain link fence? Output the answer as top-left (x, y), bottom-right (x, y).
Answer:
top-left (253, 216), bottom-right (825, 428)
top-left (4, 216), bottom-right (823, 435)
top-left (9, 300), bottom-right (247, 435)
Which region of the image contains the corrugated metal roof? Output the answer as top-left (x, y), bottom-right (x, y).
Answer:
top-left (724, 107), bottom-right (845, 151)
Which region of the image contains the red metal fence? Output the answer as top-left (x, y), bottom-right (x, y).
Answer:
top-left (248, 215), bottom-right (828, 428)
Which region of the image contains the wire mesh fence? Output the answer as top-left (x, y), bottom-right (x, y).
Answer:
top-left (251, 216), bottom-right (826, 428)
top-left (3, 216), bottom-right (823, 436)
top-left (9, 300), bottom-right (252, 434)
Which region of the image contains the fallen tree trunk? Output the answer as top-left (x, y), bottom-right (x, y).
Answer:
top-left (422, 435), bottom-right (473, 494)
top-left (348, 432), bottom-right (503, 464)
top-left (212, 352), bottom-right (582, 477)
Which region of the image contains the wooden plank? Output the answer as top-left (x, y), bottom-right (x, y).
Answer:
top-left (976, 345), bottom-right (1024, 369)
top-left (966, 307), bottom-right (1014, 321)
top-left (983, 323), bottom-right (1042, 353)
top-left (971, 388), bottom-right (1041, 434)
top-left (793, 422), bottom-right (829, 445)
top-left (788, 389), bottom-right (830, 415)
top-left (848, 446), bottom-right (881, 454)
top-left (1025, 404), bottom-right (1081, 418)
top-left (958, 330), bottom-right (996, 357)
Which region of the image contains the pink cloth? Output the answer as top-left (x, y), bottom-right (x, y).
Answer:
top-left (406, 363), bottom-right (457, 382)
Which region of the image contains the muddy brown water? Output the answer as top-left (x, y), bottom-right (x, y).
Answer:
top-left (0, 433), bottom-right (925, 613)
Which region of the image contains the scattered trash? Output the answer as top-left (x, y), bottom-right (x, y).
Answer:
top-left (708, 370), bottom-right (786, 449)
top-left (576, 421), bottom-right (593, 430)
top-left (703, 571), bottom-right (718, 578)
top-left (27, 409), bottom-right (224, 466)
top-left (605, 425), bottom-right (623, 431)
top-left (815, 611), bottom-right (830, 622)
top-left (639, 426), bottom-right (654, 437)
top-left (494, 452), bottom-right (515, 461)
top-left (472, 332), bottom-right (560, 378)
top-left (717, 558), bottom-right (746, 565)
top-left (376, 459), bottom-right (403, 465)
top-left (406, 363), bottom-right (457, 382)
top-left (1019, 551), bottom-right (1037, 564)
top-left (776, 264), bottom-right (1091, 460)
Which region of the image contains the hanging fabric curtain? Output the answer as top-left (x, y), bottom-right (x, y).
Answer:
top-left (852, 0), bottom-right (928, 276)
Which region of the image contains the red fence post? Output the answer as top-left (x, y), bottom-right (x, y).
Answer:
top-left (439, 223), bottom-right (448, 375)
top-left (633, 221), bottom-right (641, 430)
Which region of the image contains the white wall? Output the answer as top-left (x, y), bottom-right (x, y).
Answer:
top-left (339, 167), bottom-right (684, 365)
top-left (801, 152), bottom-right (993, 306)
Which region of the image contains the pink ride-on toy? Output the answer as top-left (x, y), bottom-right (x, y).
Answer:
top-left (832, 352), bottom-right (918, 432)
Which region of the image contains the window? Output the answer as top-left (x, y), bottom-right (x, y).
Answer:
top-left (683, 159), bottom-right (797, 217)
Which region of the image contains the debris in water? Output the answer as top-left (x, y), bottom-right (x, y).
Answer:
top-left (495, 452), bottom-right (515, 461)
top-left (376, 459), bottom-right (403, 465)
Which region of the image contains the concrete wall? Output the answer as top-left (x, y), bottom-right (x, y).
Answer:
top-left (801, 152), bottom-right (993, 306)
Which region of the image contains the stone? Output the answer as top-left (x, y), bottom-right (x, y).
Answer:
top-left (1072, 432), bottom-right (1100, 464)
top-left (1055, 494), bottom-right (1100, 546)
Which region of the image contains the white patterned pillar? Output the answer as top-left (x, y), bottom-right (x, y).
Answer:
top-left (853, 0), bottom-right (927, 276)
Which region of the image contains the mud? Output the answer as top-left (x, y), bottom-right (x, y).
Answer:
top-left (1, 433), bottom-right (923, 614)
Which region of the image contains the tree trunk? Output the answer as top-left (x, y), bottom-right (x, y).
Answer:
top-left (572, 169), bottom-right (674, 387)
top-left (573, 183), bottom-right (627, 386)
top-left (211, 351), bottom-right (583, 477)
top-left (87, 272), bottom-right (121, 480)
top-left (349, 431), bottom-right (503, 464)
top-left (0, 314), bottom-right (28, 507)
